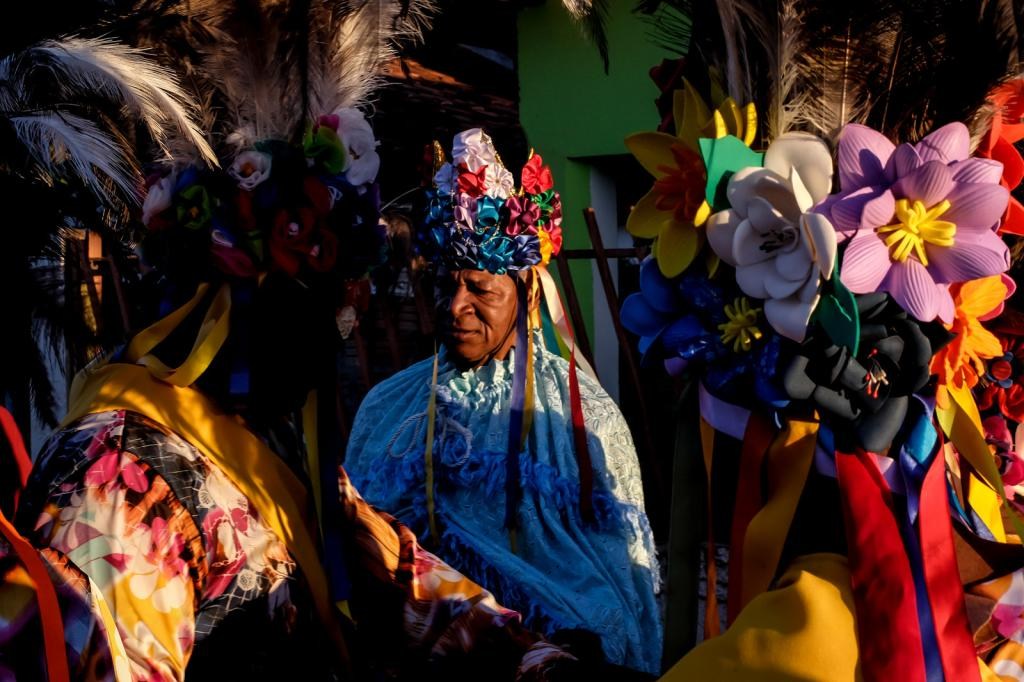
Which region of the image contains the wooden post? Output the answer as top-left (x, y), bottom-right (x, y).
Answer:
top-left (553, 250), bottom-right (596, 372)
top-left (663, 384), bottom-right (704, 666)
top-left (582, 207), bottom-right (666, 505)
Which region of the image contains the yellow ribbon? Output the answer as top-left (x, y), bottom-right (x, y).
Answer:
top-left (424, 347), bottom-right (440, 543)
top-left (937, 383), bottom-right (1013, 542)
top-left (739, 417), bottom-right (819, 610)
top-left (124, 282), bottom-right (232, 387)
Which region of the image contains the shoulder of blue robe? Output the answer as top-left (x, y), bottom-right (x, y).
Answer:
top-left (345, 354), bottom-right (436, 511)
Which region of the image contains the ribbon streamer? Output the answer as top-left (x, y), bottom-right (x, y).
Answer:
top-left (425, 348), bottom-right (440, 542)
top-left (738, 417), bottom-right (818, 610)
top-left (0, 510), bottom-right (69, 682)
top-left (699, 417), bottom-right (720, 638)
top-left (126, 282), bottom-right (232, 387)
top-left (837, 448), bottom-right (926, 680)
top-left (504, 279), bottom-right (531, 534)
top-left (726, 412), bottom-right (776, 621)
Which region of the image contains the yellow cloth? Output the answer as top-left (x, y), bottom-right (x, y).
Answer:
top-left (661, 554), bottom-right (861, 682)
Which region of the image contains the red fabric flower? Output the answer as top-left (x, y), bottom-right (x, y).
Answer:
top-left (315, 113), bottom-right (340, 133)
top-left (977, 334), bottom-right (1024, 422)
top-left (457, 164), bottom-right (488, 197)
top-left (978, 79), bottom-right (1024, 236)
top-left (304, 176), bottom-right (333, 216)
top-left (270, 208), bottom-right (317, 276)
top-left (521, 154), bottom-right (554, 194)
top-left (307, 229), bottom-right (338, 273)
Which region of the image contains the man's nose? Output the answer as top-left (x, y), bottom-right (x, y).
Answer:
top-left (450, 284), bottom-right (474, 318)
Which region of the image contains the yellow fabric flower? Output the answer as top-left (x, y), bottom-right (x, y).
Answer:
top-left (625, 79), bottom-right (757, 277)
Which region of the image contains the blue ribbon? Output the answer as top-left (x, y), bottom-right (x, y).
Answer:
top-left (504, 278), bottom-right (530, 532)
top-left (895, 397), bottom-right (944, 681)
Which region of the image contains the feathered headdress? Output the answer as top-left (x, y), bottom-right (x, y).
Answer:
top-left (0, 34), bottom-right (214, 429)
top-left (123, 0), bottom-right (436, 288)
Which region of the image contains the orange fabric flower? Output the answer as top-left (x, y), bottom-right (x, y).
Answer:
top-left (931, 275), bottom-right (1009, 407)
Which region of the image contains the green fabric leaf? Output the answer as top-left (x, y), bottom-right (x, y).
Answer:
top-left (699, 135), bottom-right (764, 212)
top-left (302, 124), bottom-right (348, 175)
top-left (813, 262), bottom-right (860, 355)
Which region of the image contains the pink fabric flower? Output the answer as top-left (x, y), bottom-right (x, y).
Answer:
top-left (826, 122), bottom-right (1010, 322)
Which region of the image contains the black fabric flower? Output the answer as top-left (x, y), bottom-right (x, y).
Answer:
top-left (783, 292), bottom-right (950, 452)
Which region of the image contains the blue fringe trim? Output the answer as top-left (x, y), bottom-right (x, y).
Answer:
top-left (437, 524), bottom-right (578, 638)
top-left (350, 445), bottom-right (641, 538)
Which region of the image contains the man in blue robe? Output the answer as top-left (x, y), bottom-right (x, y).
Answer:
top-left (345, 129), bottom-right (662, 675)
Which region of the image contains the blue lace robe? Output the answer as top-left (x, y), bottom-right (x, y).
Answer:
top-left (345, 335), bottom-right (662, 673)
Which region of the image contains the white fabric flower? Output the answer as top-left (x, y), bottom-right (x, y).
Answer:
top-left (706, 132), bottom-right (838, 342)
top-left (142, 171), bottom-right (176, 225)
top-left (452, 128), bottom-right (498, 173)
top-left (486, 164), bottom-right (515, 199)
top-left (228, 150), bottom-right (273, 191)
top-left (434, 162), bottom-right (457, 194)
top-left (333, 107), bottom-right (380, 185)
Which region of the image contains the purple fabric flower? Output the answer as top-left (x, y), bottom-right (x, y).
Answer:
top-left (825, 122), bottom-right (1010, 322)
top-left (505, 194), bottom-right (541, 236)
top-left (453, 192), bottom-right (477, 231)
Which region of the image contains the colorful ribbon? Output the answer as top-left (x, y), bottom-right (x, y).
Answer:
top-left (0, 511), bottom-right (70, 682)
top-left (938, 383), bottom-right (1018, 542)
top-left (0, 407), bottom-right (31, 518)
top-left (699, 417), bottom-right (720, 638)
top-left (125, 282), bottom-right (232, 387)
top-left (738, 417), bottom-right (818, 610)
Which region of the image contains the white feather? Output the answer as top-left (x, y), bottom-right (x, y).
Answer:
top-left (30, 37), bottom-right (217, 166)
top-left (10, 112), bottom-right (139, 201)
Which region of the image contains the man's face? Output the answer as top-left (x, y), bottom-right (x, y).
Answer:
top-left (439, 269), bottom-right (518, 368)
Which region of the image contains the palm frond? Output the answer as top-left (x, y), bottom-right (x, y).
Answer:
top-left (562, 0), bottom-right (611, 72)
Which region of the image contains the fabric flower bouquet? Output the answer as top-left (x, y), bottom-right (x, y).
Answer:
top-left (140, 107), bottom-right (384, 284)
top-left (621, 78), bottom-right (1024, 658)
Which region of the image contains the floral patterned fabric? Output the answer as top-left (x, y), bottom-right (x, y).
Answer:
top-left (1, 409), bottom-right (567, 681)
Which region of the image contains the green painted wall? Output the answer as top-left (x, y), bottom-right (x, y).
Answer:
top-left (518, 0), bottom-right (669, 336)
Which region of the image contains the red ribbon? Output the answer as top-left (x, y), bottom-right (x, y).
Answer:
top-left (569, 349), bottom-right (594, 523)
top-left (836, 449), bottom-right (926, 680)
top-left (919, 441), bottom-right (982, 682)
top-left (726, 412), bottom-right (775, 622)
top-left (0, 407), bottom-right (31, 517)
top-left (0, 407), bottom-right (69, 682)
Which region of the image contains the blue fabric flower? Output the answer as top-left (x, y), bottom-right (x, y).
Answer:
top-left (621, 257), bottom-right (786, 407)
top-left (475, 195), bottom-right (504, 231)
top-left (477, 231), bottom-right (516, 274)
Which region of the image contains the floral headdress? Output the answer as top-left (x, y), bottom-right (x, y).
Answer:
top-left (626, 0), bottom-right (1024, 673)
top-left (420, 129), bottom-right (564, 275)
top-left (140, 107), bottom-right (383, 285)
